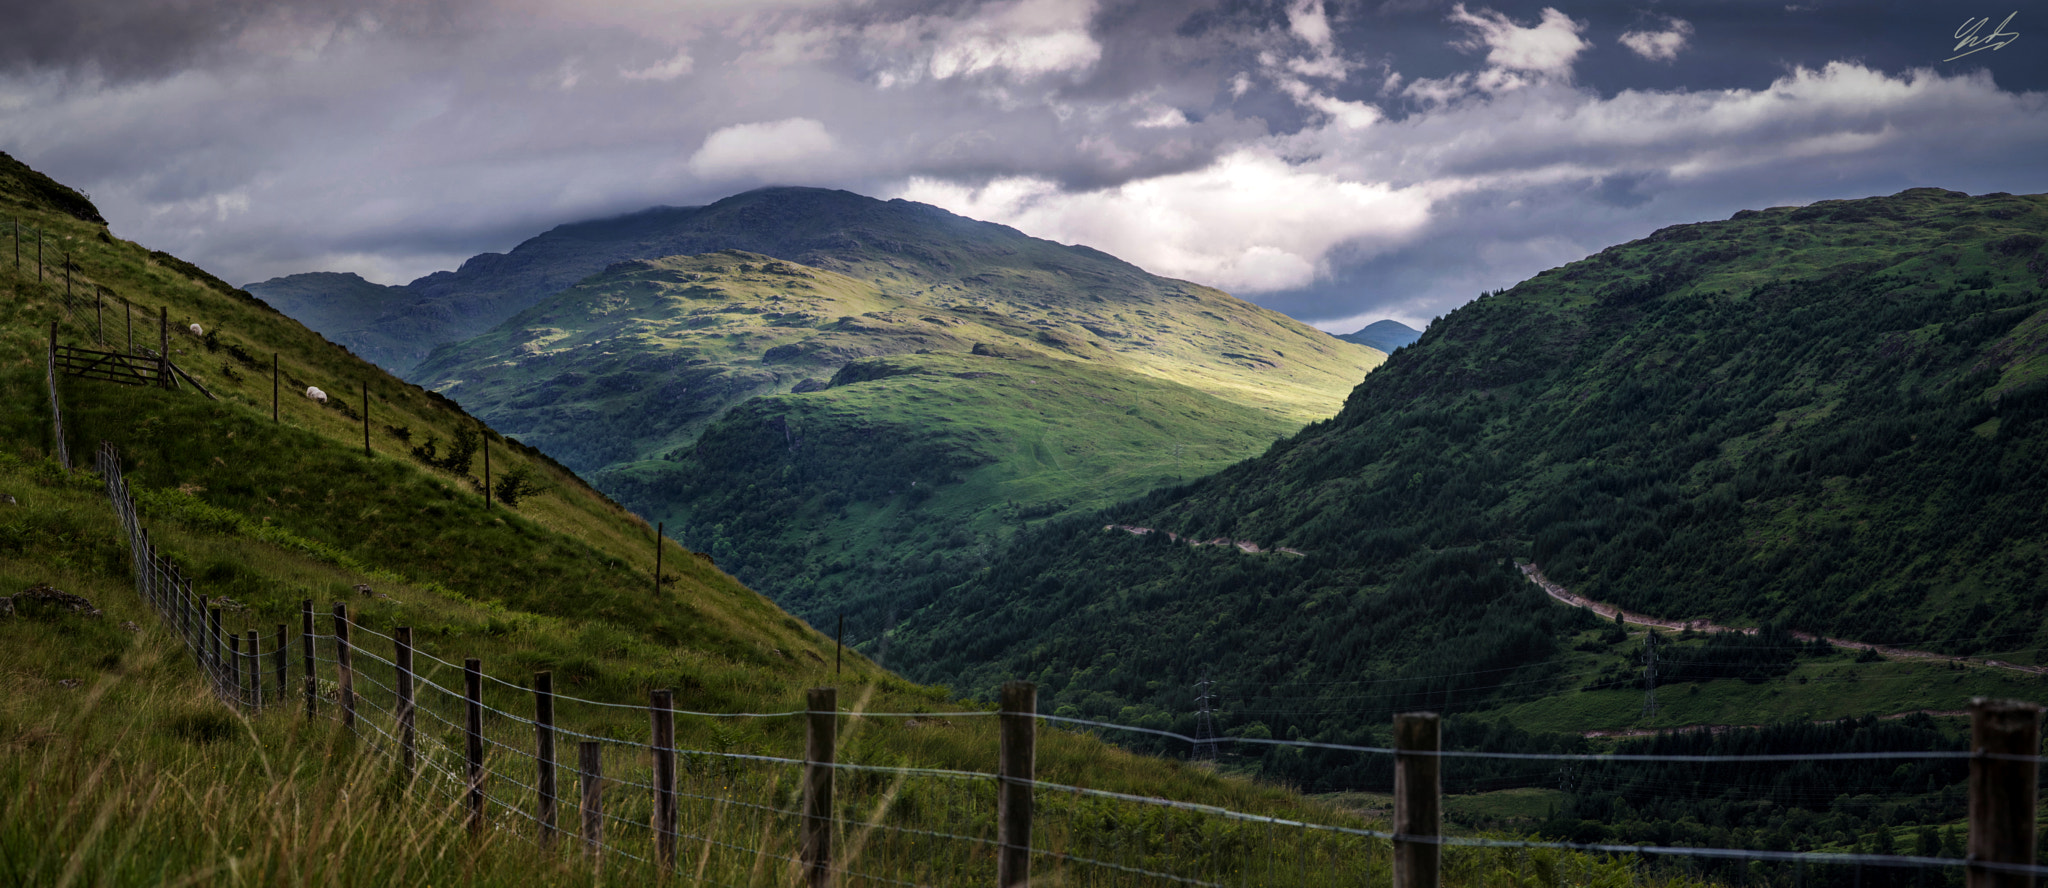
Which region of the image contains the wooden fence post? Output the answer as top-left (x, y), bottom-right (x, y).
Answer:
top-left (652, 688), bottom-right (676, 873)
top-left (803, 687), bottom-right (836, 888)
top-left (228, 631), bottom-right (244, 707)
top-left (580, 741), bottom-right (604, 861)
top-left (1968, 698), bottom-right (2042, 888)
top-left (536, 671), bottom-right (557, 846)
top-left (245, 629), bottom-right (259, 707)
top-left (1394, 711), bottom-right (1442, 888)
top-left (209, 607), bottom-right (224, 695)
top-left (157, 306), bottom-right (168, 389)
top-left (273, 623), bottom-right (286, 711)
top-left (301, 600), bottom-right (316, 718)
top-left (998, 681), bottom-right (1037, 888)
top-left (466, 658), bottom-right (484, 835)
top-left (396, 627), bottom-right (416, 777)
top-left (334, 603), bottom-right (354, 729)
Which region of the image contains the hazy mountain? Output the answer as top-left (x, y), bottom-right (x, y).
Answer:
top-left (1337, 319), bottom-right (1421, 353)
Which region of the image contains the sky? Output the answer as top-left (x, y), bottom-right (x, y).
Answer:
top-left (1, 1), bottom-right (2043, 332)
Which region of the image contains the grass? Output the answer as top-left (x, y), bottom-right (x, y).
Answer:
top-left (1481, 626), bottom-right (2047, 736)
top-left (0, 180), bottom-right (1681, 885)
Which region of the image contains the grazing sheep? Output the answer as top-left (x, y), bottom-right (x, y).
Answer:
top-left (188, 323), bottom-right (204, 337)
top-left (306, 386), bottom-right (327, 403)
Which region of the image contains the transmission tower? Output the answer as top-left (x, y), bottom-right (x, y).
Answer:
top-left (1640, 630), bottom-right (1658, 720)
top-left (1193, 675), bottom-right (1219, 762)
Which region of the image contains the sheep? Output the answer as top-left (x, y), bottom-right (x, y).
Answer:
top-left (306, 386), bottom-right (327, 403)
top-left (188, 323), bottom-right (204, 337)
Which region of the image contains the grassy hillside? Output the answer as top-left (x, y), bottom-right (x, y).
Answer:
top-left (2, 151), bottom-right (1637, 887)
top-left (889, 186), bottom-right (2048, 785)
top-left (387, 211), bottom-right (1378, 641)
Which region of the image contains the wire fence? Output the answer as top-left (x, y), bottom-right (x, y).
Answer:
top-left (91, 439), bottom-right (2048, 887)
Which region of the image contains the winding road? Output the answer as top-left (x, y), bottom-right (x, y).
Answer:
top-left (1517, 561), bottom-right (2048, 677)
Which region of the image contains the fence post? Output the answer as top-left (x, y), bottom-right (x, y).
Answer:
top-left (397, 627), bottom-right (416, 777)
top-left (1968, 698), bottom-right (2041, 888)
top-left (334, 603), bottom-right (354, 729)
top-left (302, 600), bottom-right (316, 718)
top-left (998, 681), bottom-right (1037, 888)
top-left (580, 740), bottom-right (603, 862)
top-left (651, 688), bottom-right (676, 872)
top-left (803, 687), bottom-right (836, 888)
top-left (1394, 711), bottom-right (1442, 888)
top-left (536, 671), bottom-right (557, 846)
top-left (157, 306), bottom-right (169, 389)
top-left (273, 623), bottom-right (286, 712)
top-left (245, 629), bottom-right (259, 707)
top-left (228, 632), bottom-right (245, 707)
top-left (466, 658), bottom-right (484, 835)
top-left (209, 607), bottom-right (224, 695)
top-left (47, 320), bottom-right (68, 471)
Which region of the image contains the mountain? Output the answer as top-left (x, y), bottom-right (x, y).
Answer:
top-left (1338, 319), bottom-right (1421, 353)
top-left (3, 151), bottom-right (1440, 885)
top-left (237, 271), bottom-right (413, 363)
top-left (393, 192), bottom-right (1382, 637)
top-left (890, 187), bottom-right (2048, 768)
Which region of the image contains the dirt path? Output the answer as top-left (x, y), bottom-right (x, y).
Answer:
top-left (1105, 524), bottom-right (1306, 556)
top-left (1580, 709), bottom-right (1973, 740)
top-left (1518, 561), bottom-right (2047, 677)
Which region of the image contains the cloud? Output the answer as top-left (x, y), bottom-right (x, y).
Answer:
top-left (899, 150), bottom-right (1434, 293)
top-left (689, 118), bottom-right (839, 181)
top-left (620, 50), bottom-right (694, 81)
top-left (862, 0), bottom-right (1102, 87)
top-left (1403, 4), bottom-right (1589, 104)
top-left (1619, 17), bottom-right (1693, 62)
top-left (1447, 4), bottom-right (1588, 77)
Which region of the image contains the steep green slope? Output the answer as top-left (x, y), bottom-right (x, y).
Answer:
top-left (397, 225), bottom-right (1378, 637)
top-left (2, 155), bottom-right (1606, 888)
top-left (610, 347), bottom-right (1296, 632)
top-left (891, 187), bottom-right (2048, 757)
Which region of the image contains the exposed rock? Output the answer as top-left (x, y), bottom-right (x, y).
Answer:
top-left (57, 678), bottom-right (82, 689)
top-left (355, 583), bottom-right (374, 597)
top-left (0, 493), bottom-right (16, 505)
top-left (9, 585), bottom-right (101, 617)
top-left (121, 621), bottom-right (140, 633)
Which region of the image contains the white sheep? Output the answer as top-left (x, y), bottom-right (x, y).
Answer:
top-left (306, 386), bottom-right (327, 403)
top-left (188, 323), bottom-right (204, 337)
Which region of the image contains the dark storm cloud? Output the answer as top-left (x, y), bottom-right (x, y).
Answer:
top-left (0, 0), bottom-right (480, 82)
top-left (0, 0), bottom-right (2042, 330)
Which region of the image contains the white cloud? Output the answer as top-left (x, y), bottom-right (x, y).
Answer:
top-left (687, 117), bottom-right (838, 180)
top-left (898, 150), bottom-right (1433, 293)
top-left (1448, 4), bottom-right (1587, 78)
top-left (865, 0), bottom-right (1101, 87)
top-left (1287, 0), bottom-right (1335, 55)
top-left (620, 50), bottom-right (694, 81)
top-left (1619, 18), bottom-right (1693, 62)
